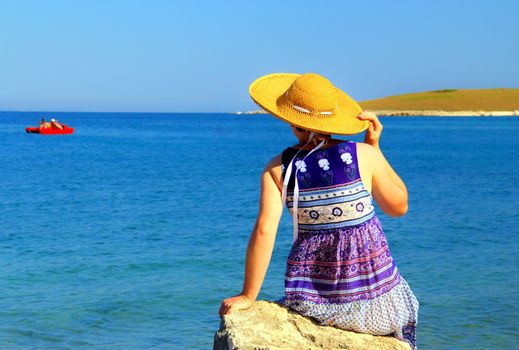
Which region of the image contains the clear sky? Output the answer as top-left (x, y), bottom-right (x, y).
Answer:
top-left (1, 0), bottom-right (518, 112)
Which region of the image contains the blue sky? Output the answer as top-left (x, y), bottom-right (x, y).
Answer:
top-left (0, 0), bottom-right (517, 112)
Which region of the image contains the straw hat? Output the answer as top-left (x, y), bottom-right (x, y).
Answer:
top-left (249, 73), bottom-right (368, 135)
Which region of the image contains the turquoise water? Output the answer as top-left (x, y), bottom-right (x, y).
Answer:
top-left (1, 112), bottom-right (518, 349)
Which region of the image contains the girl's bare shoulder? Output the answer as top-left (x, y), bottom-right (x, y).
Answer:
top-left (356, 141), bottom-right (374, 151)
top-left (265, 153), bottom-right (283, 191)
top-left (356, 142), bottom-right (380, 162)
top-left (355, 142), bottom-right (380, 193)
top-left (265, 153), bottom-right (282, 169)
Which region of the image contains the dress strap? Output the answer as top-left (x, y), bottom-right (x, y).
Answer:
top-left (282, 133), bottom-right (326, 243)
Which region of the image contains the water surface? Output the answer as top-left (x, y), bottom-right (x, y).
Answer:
top-left (0, 112), bottom-right (518, 349)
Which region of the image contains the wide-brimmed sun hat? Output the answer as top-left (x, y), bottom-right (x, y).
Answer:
top-left (249, 73), bottom-right (368, 135)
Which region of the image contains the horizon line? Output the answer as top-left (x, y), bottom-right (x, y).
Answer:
top-left (0, 110), bottom-right (243, 114)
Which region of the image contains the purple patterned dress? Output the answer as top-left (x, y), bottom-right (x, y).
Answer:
top-left (279, 140), bottom-right (419, 349)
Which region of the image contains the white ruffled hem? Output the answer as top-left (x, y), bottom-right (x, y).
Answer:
top-left (282, 277), bottom-right (419, 348)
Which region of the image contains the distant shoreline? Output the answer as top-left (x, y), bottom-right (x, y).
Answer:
top-left (234, 109), bottom-right (519, 117)
top-left (366, 110), bottom-right (519, 117)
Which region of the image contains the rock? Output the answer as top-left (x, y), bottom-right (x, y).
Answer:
top-left (214, 301), bottom-right (411, 350)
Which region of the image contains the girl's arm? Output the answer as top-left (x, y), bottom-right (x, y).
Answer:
top-left (357, 112), bottom-right (408, 217)
top-left (219, 155), bottom-right (283, 316)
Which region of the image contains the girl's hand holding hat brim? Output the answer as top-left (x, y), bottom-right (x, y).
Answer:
top-left (357, 111), bottom-right (383, 149)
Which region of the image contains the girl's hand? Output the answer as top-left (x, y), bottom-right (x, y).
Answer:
top-left (219, 294), bottom-right (254, 317)
top-left (357, 111), bottom-right (383, 149)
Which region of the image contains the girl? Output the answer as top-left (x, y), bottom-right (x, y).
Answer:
top-left (219, 73), bottom-right (419, 349)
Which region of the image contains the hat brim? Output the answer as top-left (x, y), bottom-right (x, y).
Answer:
top-left (249, 73), bottom-right (368, 135)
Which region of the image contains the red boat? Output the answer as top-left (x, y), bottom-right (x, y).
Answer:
top-left (26, 125), bottom-right (74, 135)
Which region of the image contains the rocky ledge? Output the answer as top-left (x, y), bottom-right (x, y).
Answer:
top-left (371, 110), bottom-right (519, 116)
top-left (214, 301), bottom-right (411, 350)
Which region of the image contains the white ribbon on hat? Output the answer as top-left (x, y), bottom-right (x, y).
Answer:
top-left (282, 132), bottom-right (326, 243)
top-left (292, 104), bottom-right (337, 115)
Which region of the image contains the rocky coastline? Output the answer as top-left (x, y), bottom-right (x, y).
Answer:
top-left (234, 109), bottom-right (519, 116)
top-left (368, 110), bottom-right (519, 117)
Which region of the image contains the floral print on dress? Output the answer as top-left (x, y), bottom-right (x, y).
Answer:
top-left (318, 158), bottom-right (330, 170)
top-left (317, 150), bottom-right (333, 185)
top-left (341, 152), bottom-right (353, 164)
top-left (295, 158), bottom-right (311, 188)
top-left (345, 164), bottom-right (357, 181)
top-left (295, 160), bottom-right (307, 172)
top-left (338, 143), bottom-right (357, 180)
top-left (337, 142), bottom-right (352, 155)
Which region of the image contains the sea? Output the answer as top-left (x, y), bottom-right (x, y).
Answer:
top-left (0, 112), bottom-right (518, 350)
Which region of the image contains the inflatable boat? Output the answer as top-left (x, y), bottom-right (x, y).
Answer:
top-left (26, 125), bottom-right (74, 135)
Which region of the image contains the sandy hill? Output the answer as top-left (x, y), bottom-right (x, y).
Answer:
top-left (359, 88), bottom-right (519, 111)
